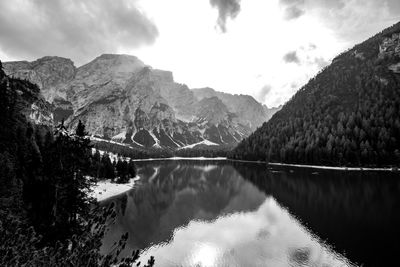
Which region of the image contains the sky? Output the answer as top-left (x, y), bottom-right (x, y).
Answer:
top-left (1, 0), bottom-right (400, 107)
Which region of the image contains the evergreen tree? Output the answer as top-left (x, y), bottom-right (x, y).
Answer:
top-left (75, 120), bottom-right (87, 137)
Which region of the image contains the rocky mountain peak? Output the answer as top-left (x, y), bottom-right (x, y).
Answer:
top-left (3, 53), bottom-right (274, 149)
top-left (192, 87), bottom-right (276, 129)
top-left (3, 56), bottom-right (76, 102)
top-left (152, 69), bottom-right (174, 83)
top-left (74, 54), bottom-right (145, 86)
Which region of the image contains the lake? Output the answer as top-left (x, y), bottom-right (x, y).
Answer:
top-left (101, 160), bottom-right (400, 267)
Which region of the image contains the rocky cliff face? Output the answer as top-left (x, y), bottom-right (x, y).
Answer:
top-left (3, 54), bottom-right (267, 149)
top-left (0, 63), bottom-right (53, 126)
top-left (192, 87), bottom-right (279, 129)
top-left (3, 56), bottom-right (76, 102)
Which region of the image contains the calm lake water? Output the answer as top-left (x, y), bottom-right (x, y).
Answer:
top-left (101, 160), bottom-right (400, 267)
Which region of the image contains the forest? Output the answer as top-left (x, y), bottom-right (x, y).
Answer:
top-left (93, 139), bottom-right (231, 159)
top-left (0, 61), bottom-right (154, 266)
top-left (230, 22), bottom-right (400, 167)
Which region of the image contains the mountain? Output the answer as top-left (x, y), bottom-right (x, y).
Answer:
top-left (192, 87), bottom-right (279, 129)
top-left (3, 56), bottom-right (76, 103)
top-left (0, 61), bottom-right (53, 126)
top-left (3, 54), bottom-right (269, 150)
top-left (230, 22), bottom-right (400, 167)
top-left (263, 104), bottom-right (282, 121)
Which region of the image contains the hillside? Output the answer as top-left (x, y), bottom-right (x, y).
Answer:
top-left (230, 22), bottom-right (400, 167)
top-left (3, 55), bottom-right (273, 150)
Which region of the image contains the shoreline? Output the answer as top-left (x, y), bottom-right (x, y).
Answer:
top-left (90, 159), bottom-right (398, 201)
top-left (132, 157), bottom-right (397, 171)
top-left (132, 156), bottom-right (228, 162)
top-left (268, 162), bottom-right (398, 172)
top-left (91, 176), bottom-right (140, 202)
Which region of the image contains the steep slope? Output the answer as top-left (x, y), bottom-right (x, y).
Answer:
top-left (0, 61), bottom-right (53, 126)
top-left (3, 54), bottom-right (268, 150)
top-left (263, 104), bottom-right (282, 121)
top-left (151, 70), bottom-right (197, 122)
top-left (192, 87), bottom-right (279, 129)
top-left (68, 64), bottom-right (203, 148)
top-left (3, 56), bottom-right (76, 103)
top-left (230, 22), bottom-right (400, 167)
top-left (194, 97), bottom-right (251, 144)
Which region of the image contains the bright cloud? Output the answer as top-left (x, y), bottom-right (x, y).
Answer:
top-left (0, 0), bottom-right (399, 107)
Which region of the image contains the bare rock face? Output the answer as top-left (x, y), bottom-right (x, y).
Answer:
top-left (3, 54), bottom-right (270, 149)
top-left (192, 87), bottom-right (278, 130)
top-left (194, 97), bottom-right (251, 144)
top-left (68, 54), bottom-right (146, 111)
top-left (151, 70), bottom-right (197, 122)
top-left (3, 56), bottom-right (76, 102)
top-left (0, 66), bottom-right (53, 126)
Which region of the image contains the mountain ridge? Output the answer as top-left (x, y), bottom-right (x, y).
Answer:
top-left (3, 54), bottom-right (278, 150)
top-left (230, 21), bottom-right (400, 166)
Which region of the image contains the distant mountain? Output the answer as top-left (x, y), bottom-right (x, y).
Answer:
top-left (230, 22), bottom-right (400, 167)
top-left (192, 87), bottom-right (279, 129)
top-left (3, 54), bottom-right (271, 149)
top-left (263, 104), bottom-right (282, 121)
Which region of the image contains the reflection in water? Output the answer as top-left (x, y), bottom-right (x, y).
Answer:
top-left (101, 161), bottom-right (359, 267)
top-left (234, 163), bottom-right (400, 267)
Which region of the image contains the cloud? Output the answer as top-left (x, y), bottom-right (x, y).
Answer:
top-left (279, 0), bottom-right (400, 43)
top-left (313, 57), bottom-right (330, 69)
top-left (280, 0), bottom-right (306, 20)
top-left (0, 0), bottom-right (158, 65)
top-left (209, 0), bottom-right (241, 32)
top-left (283, 51), bottom-right (301, 64)
top-left (308, 43), bottom-right (317, 50)
top-left (257, 85), bottom-right (272, 103)
top-left (283, 5), bottom-right (305, 20)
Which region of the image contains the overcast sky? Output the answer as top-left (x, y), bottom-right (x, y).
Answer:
top-left (1, 0), bottom-right (400, 107)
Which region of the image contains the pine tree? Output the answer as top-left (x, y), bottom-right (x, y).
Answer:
top-left (75, 120), bottom-right (87, 137)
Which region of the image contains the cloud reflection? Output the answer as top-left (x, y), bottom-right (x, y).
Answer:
top-left (101, 161), bottom-right (353, 267)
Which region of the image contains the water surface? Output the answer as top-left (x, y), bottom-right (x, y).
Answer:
top-left (101, 160), bottom-right (400, 267)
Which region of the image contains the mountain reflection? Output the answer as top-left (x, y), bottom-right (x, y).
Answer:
top-left (101, 161), bottom-right (355, 267)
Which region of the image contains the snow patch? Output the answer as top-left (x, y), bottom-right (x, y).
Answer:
top-left (149, 130), bottom-right (162, 148)
top-left (91, 148), bottom-right (131, 163)
top-left (167, 133), bottom-right (182, 148)
top-left (177, 139), bottom-right (219, 150)
top-left (90, 136), bottom-right (130, 147)
top-left (91, 176), bottom-right (140, 202)
top-left (90, 135), bottom-right (144, 148)
top-left (112, 131), bottom-right (126, 141)
top-left (198, 128), bottom-right (206, 136)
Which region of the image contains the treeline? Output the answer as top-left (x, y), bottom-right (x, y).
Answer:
top-left (93, 141), bottom-right (232, 160)
top-left (0, 61), bottom-right (153, 266)
top-left (91, 149), bottom-right (136, 183)
top-left (174, 145), bottom-right (231, 158)
top-left (93, 139), bottom-right (231, 159)
top-left (230, 22), bottom-right (400, 167)
top-left (93, 140), bottom-right (172, 158)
